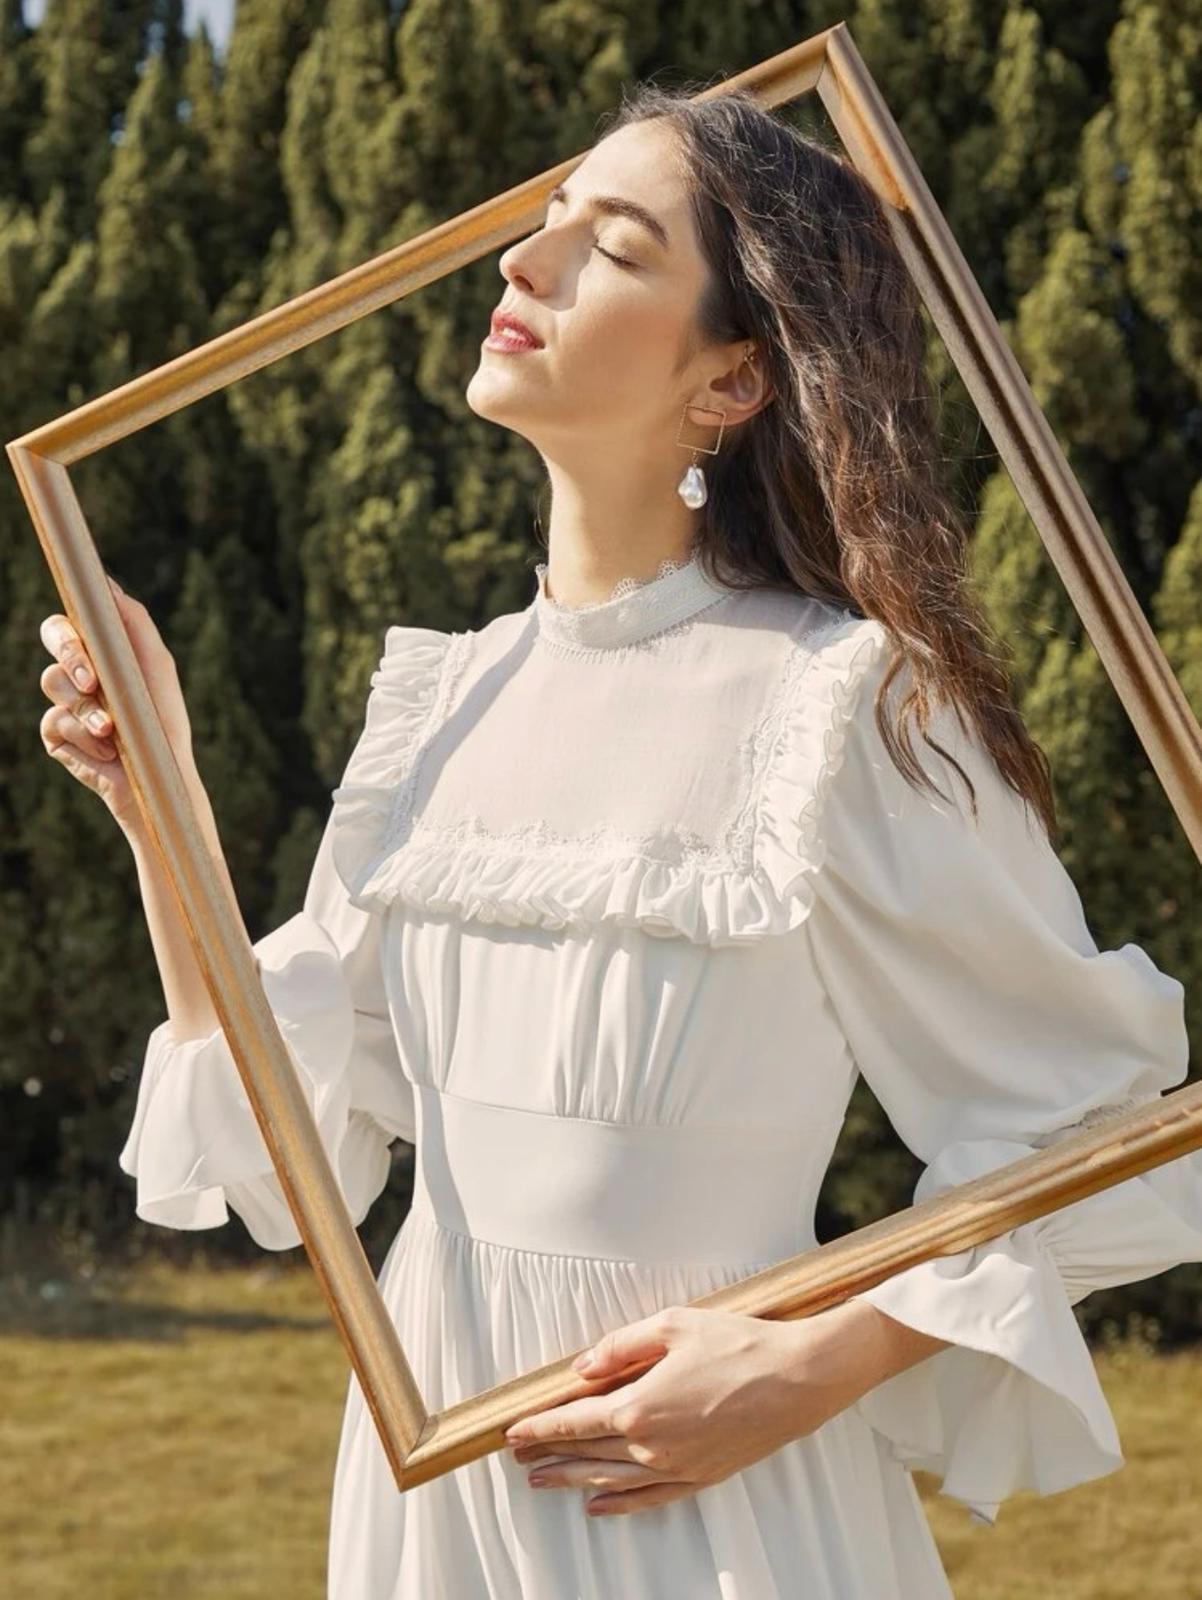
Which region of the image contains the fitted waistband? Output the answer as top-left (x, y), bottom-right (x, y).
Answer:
top-left (408, 1081), bottom-right (817, 1267)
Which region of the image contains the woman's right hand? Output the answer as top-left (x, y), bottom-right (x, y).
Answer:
top-left (38, 576), bottom-right (195, 836)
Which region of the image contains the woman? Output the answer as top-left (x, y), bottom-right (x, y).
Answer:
top-left (38, 81), bottom-right (1202, 1599)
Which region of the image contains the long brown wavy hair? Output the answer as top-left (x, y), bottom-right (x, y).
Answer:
top-left (587, 79), bottom-right (1059, 843)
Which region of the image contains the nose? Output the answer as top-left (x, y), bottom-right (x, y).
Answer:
top-left (501, 259), bottom-right (535, 298)
top-left (499, 231), bottom-right (550, 299)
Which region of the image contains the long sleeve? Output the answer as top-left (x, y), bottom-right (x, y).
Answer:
top-left (116, 626), bottom-right (453, 1251)
top-left (804, 629), bottom-right (1202, 1525)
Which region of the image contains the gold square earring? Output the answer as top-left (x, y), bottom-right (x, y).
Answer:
top-left (675, 403), bottom-right (726, 508)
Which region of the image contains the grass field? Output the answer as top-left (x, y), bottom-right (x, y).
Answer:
top-left (2, 1255), bottom-right (1199, 1599)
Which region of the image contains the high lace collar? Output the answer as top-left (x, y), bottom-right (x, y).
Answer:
top-left (531, 549), bottom-right (732, 650)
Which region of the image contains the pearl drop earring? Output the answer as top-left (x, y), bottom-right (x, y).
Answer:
top-left (675, 344), bottom-right (756, 509)
top-left (675, 403), bottom-right (725, 509)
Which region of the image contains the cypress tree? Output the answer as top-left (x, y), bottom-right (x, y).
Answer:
top-left (1, 4), bottom-right (1197, 1318)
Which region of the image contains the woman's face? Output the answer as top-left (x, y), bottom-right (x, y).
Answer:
top-left (466, 119), bottom-right (737, 461)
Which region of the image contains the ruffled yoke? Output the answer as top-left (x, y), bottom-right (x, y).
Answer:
top-left (328, 552), bottom-right (888, 947)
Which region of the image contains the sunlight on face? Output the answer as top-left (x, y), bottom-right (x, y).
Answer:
top-left (465, 119), bottom-right (713, 460)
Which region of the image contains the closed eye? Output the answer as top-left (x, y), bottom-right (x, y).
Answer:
top-left (534, 212), bottom-right (638, 270)
top-left (592, 242), bottom-right (637, 268)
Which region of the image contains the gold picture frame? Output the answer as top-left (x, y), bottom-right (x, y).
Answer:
top-left (9, 21), bottom-right (1202, 1493)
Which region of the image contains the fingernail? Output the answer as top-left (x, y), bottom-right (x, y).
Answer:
top-left (572, 1350), bottom-right (594, 1371)
top-left (87, 711), bottom-right (109, 733)
top-left (528, 1474), bottom-right (548, 1487)
top-left (73, 666), bottom-right (92, 689)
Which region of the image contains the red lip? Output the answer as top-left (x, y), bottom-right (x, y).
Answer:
top-left (489, 309), bottom-right (544, 348)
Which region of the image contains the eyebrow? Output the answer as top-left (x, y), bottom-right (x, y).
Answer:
top-left (545, 182), bottom-right (670, 251)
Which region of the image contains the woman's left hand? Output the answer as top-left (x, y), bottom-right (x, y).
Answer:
top-left (503, 1298), bottom-right (889, 1517)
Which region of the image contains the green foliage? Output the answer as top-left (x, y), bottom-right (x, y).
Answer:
top-left (818, 0), bottom-right (1202, 1338)
top-left (1, 2), bottom-right (1198, 1336)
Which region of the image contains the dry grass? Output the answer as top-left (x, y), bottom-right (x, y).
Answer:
top-left (1, 1256), bottom-right (1199, 1598)
top-left (921, 1329), bottom-right (1202, 1599)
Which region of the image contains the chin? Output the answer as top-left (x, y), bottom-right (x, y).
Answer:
top-left (465, 367), bottom-right (542, 440)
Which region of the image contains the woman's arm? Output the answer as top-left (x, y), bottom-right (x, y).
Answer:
top-left (115, 626), bottom-right (451, 1248)
top-left (798, 630), bottom-right (1202, 1525)
top-left (775, 1298), bottom-right (953, 1395)
top-left (500, 1296), bottom-right (953, 1518)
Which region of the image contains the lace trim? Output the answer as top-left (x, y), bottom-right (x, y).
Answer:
top-left (533, 600), bottom-right (728, 660)
top-left (1030, 1092), bottom-right (1163, 1147)
top-left (532, 548), bottom-right (733, 653)
top-left (399, 812), bottom-right (721, 868)
top-left (535, 553), bottom-right (693, 613)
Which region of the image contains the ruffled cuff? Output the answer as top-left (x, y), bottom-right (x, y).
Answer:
top-left (117, 910), bottom-right (397, 1251)
top-left (849, 1129), bottom-right (1202, 1525)
top-left (850, 1217), bottom-right (1122, 1528)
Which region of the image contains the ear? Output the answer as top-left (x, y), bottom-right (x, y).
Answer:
top-left (696, 342), bottom-right (774, 429)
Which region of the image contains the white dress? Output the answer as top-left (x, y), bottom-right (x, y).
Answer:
top-left (118, 552), bottom-right (1202, 1599)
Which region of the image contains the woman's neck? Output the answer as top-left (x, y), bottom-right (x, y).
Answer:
top-left (538, 458), bottom-right (702, 608)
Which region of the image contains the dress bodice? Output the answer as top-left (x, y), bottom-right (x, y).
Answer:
top-left (329, 550), bottom-right (887, 948)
